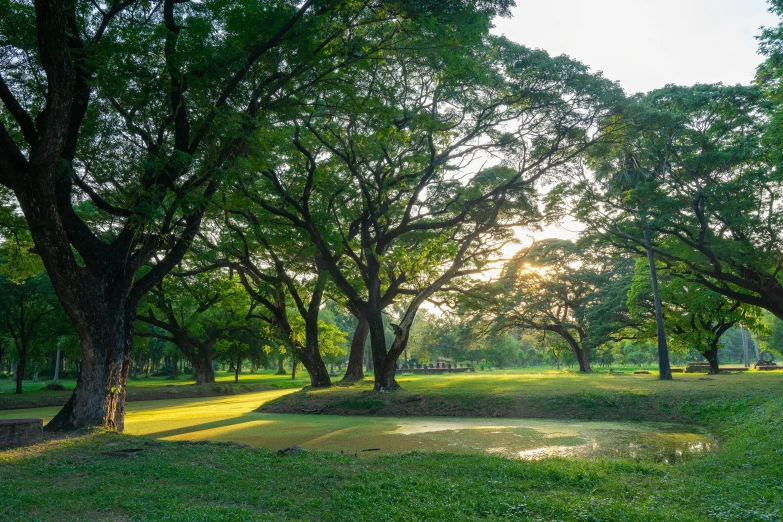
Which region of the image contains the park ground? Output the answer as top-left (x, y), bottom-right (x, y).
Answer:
top-left (1, 369), bottom-right (782, 521)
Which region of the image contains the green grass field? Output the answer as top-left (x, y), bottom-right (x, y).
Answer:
top-left (264, 369), bottom-right (783, 423)
top-left (1, 370), bottom-right (782, 521)
top-left (0, 370), bottom-right (310, 409)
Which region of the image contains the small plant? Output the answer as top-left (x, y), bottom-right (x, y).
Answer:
top-left (41, 382), bottom-right (67, 391)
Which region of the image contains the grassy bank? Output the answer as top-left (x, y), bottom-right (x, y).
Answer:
top-left (0, 371), bottom-right (308, 410)
top-left (260, 370), bottom-right (783, 424)
top-left (1, 395), bottom-right (781, 521)
top-left (1, 371), bottom-right (781, 521)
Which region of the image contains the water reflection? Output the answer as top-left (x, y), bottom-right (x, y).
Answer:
top-left (515, 434), bottom-right (716, 462)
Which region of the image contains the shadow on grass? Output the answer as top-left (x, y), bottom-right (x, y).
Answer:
top-left (143, 413), bottom-right (262, 439)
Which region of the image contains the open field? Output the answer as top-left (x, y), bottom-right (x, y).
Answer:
top-left (262, 369), bottom-right (783, 423)
top-left (1, 371), bottom-right (782, 521)
top-left (0, 370), bottom-right (310, 410)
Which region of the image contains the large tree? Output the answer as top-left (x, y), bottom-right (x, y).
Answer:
top-left (627, 259), bottom-right (759, 374)
top-left (244, 38), bottom-right (623, 390)
top-left (464, 238), bottom-right (635, 373)
top-left (572, 84), bottom-right (783, 325)
top-left (135, 269), bottom-right (251, 385)
top-left (0, 0), bottom-right (509, 429)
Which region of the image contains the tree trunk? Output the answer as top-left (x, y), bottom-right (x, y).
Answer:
top-left (45, 307), bottom-right (134, 432)
top-left (557, 329), bottom-right (591, 373)
top-left (644, 229), bottom-right (673, 380)
top-left (704, 343), bottom-right (720, 374)
top-left (367, 306), bottom-right (400, 391)
top-left (54, 345), bottom-right (61, 381)
top-left (300, 314), bottom-right (331, 388)
top-left (276, 356), bottom-right (287, 375)
top-left (291, 357), bottom-right (297, 380)
top-left (342, 317), bottom-right (368, 382)
top-left (741, 328), bottom-right (750, 367)
top-left (577, 347), bottom-right (592, 373)
top-left (180, 340), bottom-right (215, 385)
top-left (15, 357), bottom-right (25, 395)
top-left (192, 356), bottom-right (215, 385)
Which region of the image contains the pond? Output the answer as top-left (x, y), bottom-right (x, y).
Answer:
top-left (0, 390), bottom-right (715, 462)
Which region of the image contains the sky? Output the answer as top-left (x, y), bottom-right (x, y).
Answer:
top-left (493, 0), bottom-right (778, 95)
top-left (490, 0), bottom-right (779, 245)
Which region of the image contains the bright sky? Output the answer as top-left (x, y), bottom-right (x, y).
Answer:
top-left (494, 0), bottom-right (778, 95)
top-left (492, 0), bottom-right (778, 245)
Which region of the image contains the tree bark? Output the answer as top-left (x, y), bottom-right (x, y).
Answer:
top-left (645, 229), bottom-right (673, 380)
top-left (15, 355), bottom-right (25, 394)
top-left (554, 328), bottom-right (591, 373)
top-left (276, 356), bottom-right (287, 375)
top-left (342, 316), bottom-right (368, 382)
top-left (53, 344), bottom-right (61, 381)
top-left (301, 313), bottom-right (331, 388)
top-left (367, 303), bottom-right (400, 391)
top-left (191, 352), bottom-right (215, 385)
top-left (704, 342), bottom-right (720, 374)
top-left (45, 306), bottom-right (134, 432)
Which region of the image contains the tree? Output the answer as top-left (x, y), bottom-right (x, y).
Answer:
top-left (136, 269), bottom-right (250, 384)
top-left (627, 259), bottom-right (759, 374)
top-left (0, 243), bottom-right (60, 393)
top-left (0, 0), bottom-right (509, 430)
top-left (215, 205), bottom-right (334, 387)
top-left (466, 238), bottom-right (635, 373)
top-left (573, 84), bottom-right (783, 325)
top-left (246, 36), bottom-right (623, 390)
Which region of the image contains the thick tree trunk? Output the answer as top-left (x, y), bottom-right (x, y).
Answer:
top-left (557, 329), bottom-right (592, 373)
top-left (276, 356), bottom-right (287, 375)
top-left (179, 340), bottom-right (215, 385)
top-left (300, 315), bottom-right (331, 388)
top-left (342, 317), bottom-right (368, 382)
top-left (367, 305), bottom-right (400, 391)
top-left (704, 343), bottom-right (720, 374)
top-left (45, 307), bottom-right (134, 432)
top-left (192, 356), bottom-right (215, 385)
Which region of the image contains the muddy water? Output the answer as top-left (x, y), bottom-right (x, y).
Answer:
top-left (0, 391), bottom-right (715, 462)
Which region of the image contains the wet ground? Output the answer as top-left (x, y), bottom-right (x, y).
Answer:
top-left (0, 390), bottom-right (715, 462)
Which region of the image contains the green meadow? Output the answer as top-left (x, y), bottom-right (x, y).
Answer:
top-left (2, 370), bottom-right (782, 521)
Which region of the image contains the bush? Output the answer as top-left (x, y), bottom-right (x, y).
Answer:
top-left (41, 382), bottom-right (67, 391)
top-left (152, 364), bottom-right (176, 377)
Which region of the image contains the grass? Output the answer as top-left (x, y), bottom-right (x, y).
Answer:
top-left (262, 369), bottom-right (783, 423)
top-left (1, 370), bottom-right (782, 521)
top-left (0, 370), bottom-right (309, 410)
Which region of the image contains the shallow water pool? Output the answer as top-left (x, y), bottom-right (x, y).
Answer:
top-left (0, 391), bottom-right (715, 462)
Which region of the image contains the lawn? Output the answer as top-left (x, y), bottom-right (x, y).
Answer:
top-left (1, 370), bottom-right (782, 521)
top-left (0, 370), bottom-right (310, 410)
top-left (262, 369), bottom-right (783, 423)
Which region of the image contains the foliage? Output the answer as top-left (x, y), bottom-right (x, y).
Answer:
top-left (572, 83), bottom-right (783, 323)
